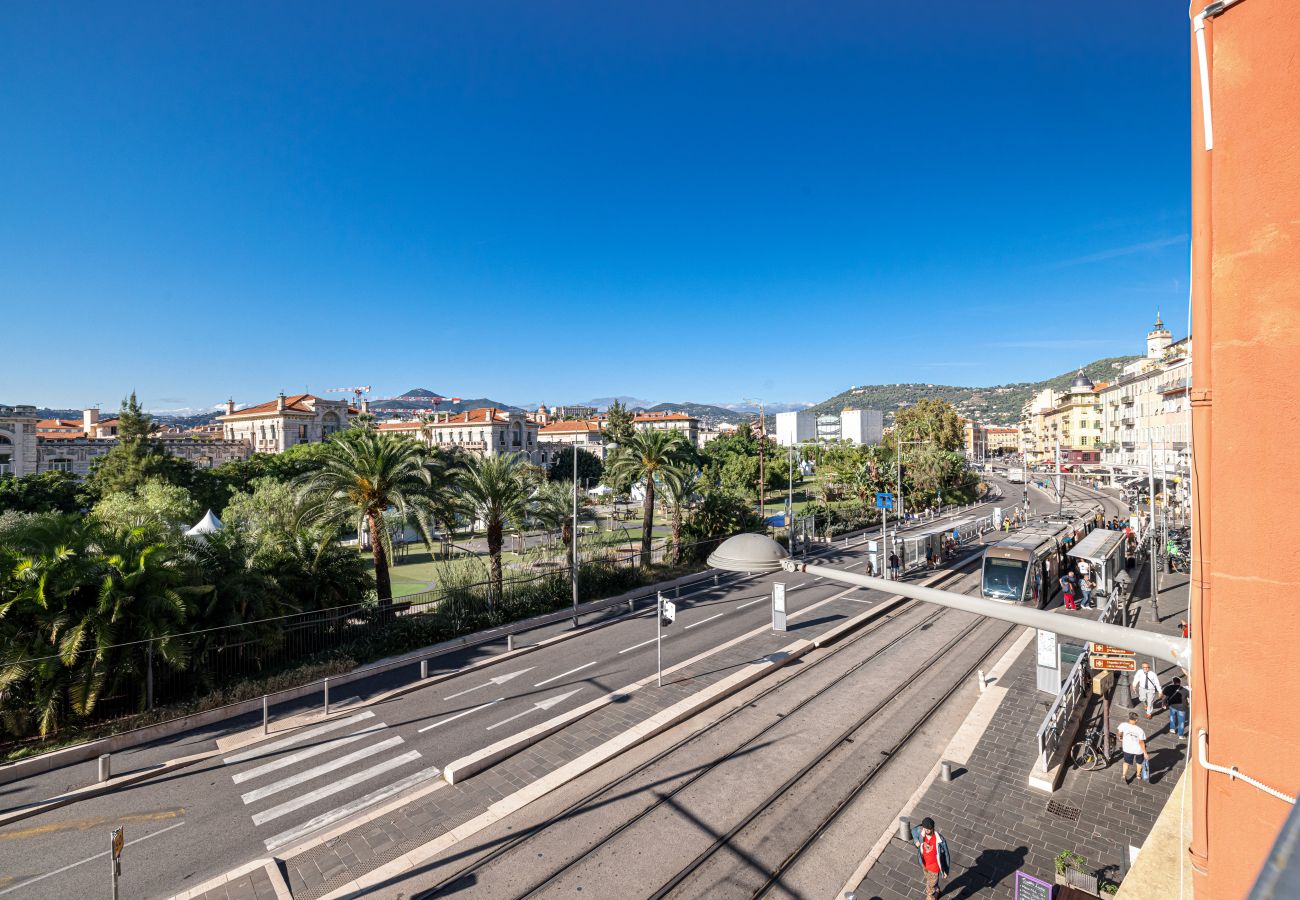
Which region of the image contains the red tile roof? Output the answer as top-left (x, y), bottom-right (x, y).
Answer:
top-left (540, 420), bottom-right (603, 435)
top-left (633, 412), bottom-right (696, 423)
top-left (218, 394), bottom-right (346, 420)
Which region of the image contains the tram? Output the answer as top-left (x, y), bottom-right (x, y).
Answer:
top-left (980, 501), bottom-right (1103, 607)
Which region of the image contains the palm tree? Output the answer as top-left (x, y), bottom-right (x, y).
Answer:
top-left (296, 430), bottom-right (437, 610)
top-left (605, 430), bottom-right (695, 568)
top-left (658, 465), bottom-right (700, 565)
top-left (457, 453), bottom-right (534, 604)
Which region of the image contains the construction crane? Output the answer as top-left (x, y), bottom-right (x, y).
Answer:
top-left (391, 394), bottom-right (461, 406)
top-left (326, 386), bottom-right (372, 405)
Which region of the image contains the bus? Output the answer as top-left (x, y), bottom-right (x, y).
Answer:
top-left (980, 501), bottom-right (1102, 607)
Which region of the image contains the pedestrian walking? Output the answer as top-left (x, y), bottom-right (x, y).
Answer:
top-left (1162, 677), bottom-right (1189, 738)
top-left (1117, 712), bottom-right (1150, 784)
top-left (1081, 573), bottom-right (1096, 609)
top-left (1133, 662), bottom-right (1162, 718)
top-left (889, 551), bottom-right (901, 580)
top-left (911, 816), bottom-right (951, 900)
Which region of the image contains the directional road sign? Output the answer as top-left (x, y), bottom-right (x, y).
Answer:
top-left (1090, 654), bottom-right (1137, 672)
top-left (1088, 642), bottom-right (1135, 656)
top-left (661, 599), bottom-right (676, 625)
top-left (875, 492), bottom-right (894, 509)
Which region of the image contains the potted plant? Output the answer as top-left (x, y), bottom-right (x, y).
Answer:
top-left (1055, 850), bottom-right (1100, 895)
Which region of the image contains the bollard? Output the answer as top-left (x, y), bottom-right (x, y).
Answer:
top-left (629, 598), bottom-right (635, 613)
top-left (98, 753), bottom-right (111, 783)
top-left (940, 760), bottom-right (954, 782)
top-left (420, 659), bottom-right (428, 679)
top-left (897, 816), bottom-right (912, 840)
top-left (674, 584), bottom-right (679, 599)
top-left (507, 633), bottom-right (515, 651)
top-left (324, 678), bottom-right (330, 716)
top-left (977, 669), bottom-right (987, 693)
top-left (714, 574), bottom-right (719, 587)
top-left (262, 696), bottom-right (269, 735)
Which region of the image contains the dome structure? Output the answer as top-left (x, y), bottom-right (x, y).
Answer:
top-left (1069, 369), bottom-right (1094, 392)
top-left (706, 532), bottom-right (790, 573)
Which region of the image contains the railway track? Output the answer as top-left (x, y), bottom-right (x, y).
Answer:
top-left (417, 561), bottom-right (1010, 899)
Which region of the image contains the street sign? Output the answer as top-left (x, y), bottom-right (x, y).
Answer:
top-left (111, 827), bottom-right (124, 860)
top-left (772, 582), bottom-right (787, 632)
top-left (1090, 654), bottom-right (1137, 672)
top-left (661, 599), bottom-right (676, 625)
top-left (875, 492), bottom-right (894, 509)
top-left (1088, 642), bottom-right (1135, 656)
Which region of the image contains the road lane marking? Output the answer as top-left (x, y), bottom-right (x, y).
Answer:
top-left (0, 821), bottom-right (185, 896)
top-left (223, 712), bottom-right (375, 765)
top-left (0, 808), bottom-right (184, 841)
top-left (618, 638), bottom-right (656, 654)
top-left (232, 724), bottom-right (386, 784)
top-left (534, 661), bottom-right (597, 687)
top-left (684, 613), bottom-right (723, 630)
top-left (240, 735), bottom-right (406, 804)
top-left (850, 598), bottom-right (874, 604)
top-left (262, 767), bottom-right (443, 852)
top-left (251, 751), bottom-right (422, 826)
top-left (444, 667), bottom-right (535, 700)
top-left (736, 598), bottom-right (766, 610)
top-left (417, 698), bottom-right (503, 733)
top-left (486, 688), bottom-right (582, 732)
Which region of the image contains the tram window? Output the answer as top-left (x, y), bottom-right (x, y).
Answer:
top-left (983, 558), bottom-right (1027, 600)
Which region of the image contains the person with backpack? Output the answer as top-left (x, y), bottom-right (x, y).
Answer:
top-left (911, 816), bottom-right (951, 900)
top-left (1060, 571), bottom-right (1076, 610)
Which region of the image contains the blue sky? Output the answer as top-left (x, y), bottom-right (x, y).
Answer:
top-left (1, 2), bottom-right (1190, 412)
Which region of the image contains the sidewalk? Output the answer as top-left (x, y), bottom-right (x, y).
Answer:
top-left (852, 563), bottom-right (1191, 899)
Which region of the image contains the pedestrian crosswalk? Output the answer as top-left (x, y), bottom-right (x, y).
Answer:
top-left (222, 711), bottom-right (440, 853)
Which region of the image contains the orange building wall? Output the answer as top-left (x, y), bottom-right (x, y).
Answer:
top-left (1189, 1), bottom-right (1300, 897)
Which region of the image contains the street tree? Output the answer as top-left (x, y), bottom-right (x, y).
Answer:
top-left (295, 430), bottom-right (436, 610)
top-left (605, 430), bottom-right (695, 568)
top-left (456, 452), bottom-right (534, 605)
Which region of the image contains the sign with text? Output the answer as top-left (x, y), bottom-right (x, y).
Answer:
top-left (1013, 869), bottom-right (1053, 900)
top-left (772, 582), bottom-right (787, 632)
top-left (1088, 642), bottom-right (1134, 656)
top-left (1090, 654), bottom-right (1137, 672)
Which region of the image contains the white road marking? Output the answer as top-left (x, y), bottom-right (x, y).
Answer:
top-left (223, 712), bottom-right (375, 765)
top-left (251, 751), bottom-right (422, 826)
top-left (618, 637), bottom-right (657, 654)
top-left (486, 688), bottom-right (582, 731)
top-left (444, 667), bottom-right (535, 700)
top-left (262, 766), bottom-right (443, 852)
top-left (232, 723), bottom-right (387, 783)
top-left (684, 613), bottom-right (723, 630)
top-left (240, 735), bottom-right (405, 804)
top-left (534, 661), bottom-right (597, 687)
top-left (0, 821), bottom-right (185, 897)
top-left (736, 597), bottom-right (766, 610)
top-left (850, 598), bottom-right (874, 604)
top-left (417, 698), bottom-right (503, 733)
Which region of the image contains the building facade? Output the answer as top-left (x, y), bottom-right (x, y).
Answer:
top-left (774, 410), bottom-right (816, 447)
top-left (1096, 317), bottom-right (1191, 477)
top-left (1, 403), bottom-right (248, 478)
top-left (632, 411), bottom-right (702, 448)
top-left (537, 419), bottom-right (608, 461)
top-left (218, 394), bottom-right (354, 453)
top-left (377, 408), bottom-right (543, 464)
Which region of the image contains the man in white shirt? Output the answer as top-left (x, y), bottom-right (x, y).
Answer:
top-left (1117, 712), bottom-right (1149, 784)
top-left (1133, 662), bottom-right (1162, 719)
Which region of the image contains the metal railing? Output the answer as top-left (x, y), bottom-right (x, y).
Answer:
top-left (1037, 651), bottom-right (1088, 770)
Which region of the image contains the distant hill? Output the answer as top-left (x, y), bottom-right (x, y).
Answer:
top-left (807, 356), bottom-right (1141, 426)
top-left (370, 388), bottom-right (525, 416)
top-left (642, 401), bottom-right (753, 427)
top-left (583, 396), bottom-right (655, 411)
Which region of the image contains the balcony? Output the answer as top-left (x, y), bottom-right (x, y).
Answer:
top-left (1121, 417), bottom-right (1135, 427)
top-left (1121, 395), bottom-right (1135, 405)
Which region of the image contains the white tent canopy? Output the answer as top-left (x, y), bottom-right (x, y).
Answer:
top-left (185, 509), bottom-right (224, 539)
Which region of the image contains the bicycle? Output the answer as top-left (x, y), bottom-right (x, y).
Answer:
top-left (1071, 723), bottom-right (1118, 771)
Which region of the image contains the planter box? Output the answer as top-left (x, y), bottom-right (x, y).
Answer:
top-left (1057, 868), bottom-right (1099, 895)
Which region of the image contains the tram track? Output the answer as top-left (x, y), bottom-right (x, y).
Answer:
top-left (416, 561), bottom-right (983, 899)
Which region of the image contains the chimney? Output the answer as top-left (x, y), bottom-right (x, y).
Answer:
top-left (83, 406), bottom-right (99, 432)
top-left (277, 392), bottom-right (286, 412)
top-left (225, 398), bottom-right (236, 416)
top-left (361, 398), bottom-right (371, 414)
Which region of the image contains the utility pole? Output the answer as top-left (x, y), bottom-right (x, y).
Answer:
top-left (1056, 434), bottom-right (1064, 516)
top-left (571, 446), bottom-right (579, 627)
top-left (1148, 435), bottom-right (1160, 620)
top-left (786, 444), bottom-right (794, 543)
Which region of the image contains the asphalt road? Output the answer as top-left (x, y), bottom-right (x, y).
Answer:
top-left (0, 481), bottom-right (1070, 898)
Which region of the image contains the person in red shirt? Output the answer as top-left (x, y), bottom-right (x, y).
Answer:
top-left (911, 816), bottom-right (951, 900)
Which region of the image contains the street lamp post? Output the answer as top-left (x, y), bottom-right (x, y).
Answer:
top-left (572, 443), bottom-right (580, 627)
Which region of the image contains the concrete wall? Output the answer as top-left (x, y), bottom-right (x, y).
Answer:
top-left (774, 411), bottom-right (815, 446)
top-left (840, 409), bottom-right (883, 446)
top-left (1189, 3), bottom-right (1300, 896)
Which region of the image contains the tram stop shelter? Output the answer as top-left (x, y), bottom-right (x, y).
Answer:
top-left (1067, 528), bottom-right (1126, 595)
